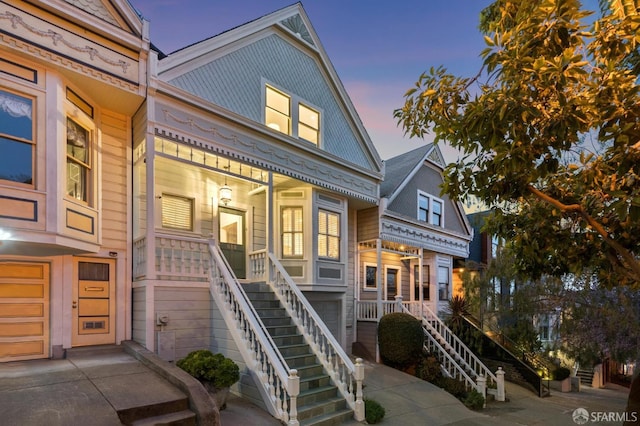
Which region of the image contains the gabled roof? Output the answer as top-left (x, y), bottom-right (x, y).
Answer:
top-left (381, 143), bottom-right (444, 199)
top-left (154, 2), bottom-right (382, 174)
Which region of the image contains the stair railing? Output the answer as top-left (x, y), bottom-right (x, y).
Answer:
top-left (267, 253), bottom-right (365, 422)
top-left (405, 302), bottom-right (498, 388)
top-left (208, 242), bottom-right (300, 425)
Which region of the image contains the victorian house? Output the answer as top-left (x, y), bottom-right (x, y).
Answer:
top-left (0, 0), bottom-right (148, 362)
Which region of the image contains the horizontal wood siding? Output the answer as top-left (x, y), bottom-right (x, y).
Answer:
top-left (358, 251), bottom-right (410, 301)
top-left (357, 207), bottom-right (378, 241)
top-left (155, 286), bottom-right (211, 357)
top-left (356, 322), bottom-right (377, 360)
top-left (132, 286), bottom-right (146, 346)
top-left (346, 208), bottom-right (356, 351)
top-left (100, 111), bottom-right (128, 251)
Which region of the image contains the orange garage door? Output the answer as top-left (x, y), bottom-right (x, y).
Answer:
top-left (0, 262), bottom-right (50, 362)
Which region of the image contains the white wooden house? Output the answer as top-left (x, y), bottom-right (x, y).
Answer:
top-left (0, 0), bottom-right (148, 362)
top-left (131, 4), bottom-right (381, 423)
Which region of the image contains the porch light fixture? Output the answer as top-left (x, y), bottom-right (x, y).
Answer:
top-left (220, 165), bottom-right (232, 206)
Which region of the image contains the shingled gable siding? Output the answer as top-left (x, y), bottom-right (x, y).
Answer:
top-left (167, 34), bottom-right (375, 170)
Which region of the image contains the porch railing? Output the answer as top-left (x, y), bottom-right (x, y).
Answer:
top-left (133, 234), bottom-right (210, 280)
top-left (208, 242), bottom-right (301, 425)
top-left (268, 253), bottom-right (365, 421)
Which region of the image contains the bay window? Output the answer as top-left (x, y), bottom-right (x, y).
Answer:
top-left (282, 206), bottom-right (303, 257)
top-left (318, 209), bottom-right (339, 260)
top-left (0, 89), bottom-right (33, 185)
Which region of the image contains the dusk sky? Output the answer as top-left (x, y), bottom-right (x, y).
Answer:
top-left (131, 0), bottom-right (600, 163)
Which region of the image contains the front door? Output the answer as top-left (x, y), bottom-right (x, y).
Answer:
top-left (72, 258), bottom-right (115, 347)
top-left (219, 207), bottom-right (246, 279)
top-left (386, 267), bottom-right (399, 301)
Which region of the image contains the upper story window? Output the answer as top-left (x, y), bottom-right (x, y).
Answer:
top-left (265, 85), bottom-right (320, 145)
top-left (318, 209), bottom-right (340, 260)
top-left (418, 192), bottom-right (444, 227)
top-left (282, 206), bottom-right (303, 258)
top-left (65, 89), bottom-right (95, 205)
top-left (0, 89), bottom-right (34, 185)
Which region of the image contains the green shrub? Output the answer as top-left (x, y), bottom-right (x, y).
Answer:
top-left (378, 313), bottom-right (423, 368)
top-left (552, 366), bottom-right (571, 381)
top-left (463, 389), bottom-right (485, 410)
top-left (416, 354), bottom-right (443, 383)
top-left (437, 377), bottom-right (467, 399)
top-left (364, 399), bottom-right (385, 424)
top-left (176, 349), bottom-right (240, 388)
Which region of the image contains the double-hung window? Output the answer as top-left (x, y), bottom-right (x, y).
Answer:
top-left (161, 193), bottom-right (194, 231)
top-left (265, 85), bottom-right (320, 145)
top-left (282, 206), bottom-right (303, 257)
top-left (438, 266), bottom-right (450, 301)
top-left (0, 89), bottom-right (34, 185)
top-left (318, 209), bottom-right (340, 260)
top-left (66, 89), bottom-right (95, 204)
top-left (418, 192), bottom-right (444, 227)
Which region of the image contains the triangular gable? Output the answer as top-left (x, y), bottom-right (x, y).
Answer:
top-left (60, 0), bottom-right (143, 36)
top-left (384, 144), bottom-right (472, 237)
top-left (156, 3), bottom-right (382, 173)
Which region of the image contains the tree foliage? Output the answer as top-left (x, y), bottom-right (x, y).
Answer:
top-left (395, 0), bottom-right (640, 287)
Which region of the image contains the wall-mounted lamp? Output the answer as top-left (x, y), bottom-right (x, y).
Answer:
top-left (220, 164), bottom-right (232, 206)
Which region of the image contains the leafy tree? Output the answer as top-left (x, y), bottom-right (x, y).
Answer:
top-left (394, 0), bottom-right (640, 287)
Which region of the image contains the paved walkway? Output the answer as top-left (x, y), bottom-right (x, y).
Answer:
top-left (0, 348), bottom-right (631, 426)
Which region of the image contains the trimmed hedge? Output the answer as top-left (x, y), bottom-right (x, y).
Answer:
top-left (378, 313), bottom-right (424, 369)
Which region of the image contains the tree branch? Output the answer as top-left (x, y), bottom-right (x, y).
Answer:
top-left (526, 184), bottom-right (640, 281)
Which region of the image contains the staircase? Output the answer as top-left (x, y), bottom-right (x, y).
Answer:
top-left (244, 283), bottom-right (353, 426)
top-left (576, 369), bottom-right (594, 386)
top-left (403, 303), bottom-right (499, 396)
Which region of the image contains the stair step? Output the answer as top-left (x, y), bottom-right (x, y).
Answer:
top-left (299, 374), bottom-right (332, 392)
top-left (279, 343), bottom-right (313, 357)
top-left (271, 334), bottom-right (305, 346)
top-left (255, 307), bottom-right (288, 317)
top-left (131, 409), bottom-right (196, 426)
top-left (297, 396), bottom-right (347, 422)
top-left (285, 353), bottom-right (319, 368)
top-left (295, 364), bottom-right (326, 379)
top-left (298, 385), bottom-right (339, 407)
top-left (117, 398), bottom-right (190, 425)
top-left (266, 325), bottom-right (299, 336)
top-left (300, 408), bottom-right (353, 426)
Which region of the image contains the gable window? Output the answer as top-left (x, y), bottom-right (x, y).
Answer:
top-left (418, 192), bottom-right (444, 227)
top-left (438, 266), bottom-right (450, 301)
top-left (0, 89), bottom-right (34, 185)
top-left (282, 206), bottom-right (303, 257)
top-left (318, 209), bottom-right (340, 260)
top-left (161, 193), bottom-right (194, 231)
top-left (265, 86), bottom-right (290, 134)
top-left (298, 103), bottom-right (319, 144)
top-left (265, 85), bottom-right (320, 145)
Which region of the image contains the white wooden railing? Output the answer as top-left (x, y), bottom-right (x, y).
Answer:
top-left (409, 302), bottom-right (498, 389)
top-left (268, 253), bottom-right (365, 422)
top-left (133, 234), bottom-right (210, 280)
top-left (208, 242), bottom-right (300, 425)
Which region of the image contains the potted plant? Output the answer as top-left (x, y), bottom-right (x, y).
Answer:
top-left (176, 349), bottom-right (240, 410)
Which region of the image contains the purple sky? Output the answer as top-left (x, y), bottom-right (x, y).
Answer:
top-left (130, 0), bottom-right (597, 163)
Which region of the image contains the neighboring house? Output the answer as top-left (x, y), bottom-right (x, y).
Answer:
top-left (0, 0), bottom-right (148, 362)
top-left (354, 144), bottom-right (473, 359)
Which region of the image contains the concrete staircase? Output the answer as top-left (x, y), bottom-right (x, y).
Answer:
top-left (65, 345), bottom-right (196, 426)
top-left (576, 368), bottom-right (594, 386)
top-left (243, 283), bottom-right (353, 426)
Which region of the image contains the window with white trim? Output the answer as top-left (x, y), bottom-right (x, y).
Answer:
top-left (364, 264), bottom-right (377, 290)
top-left (265, 85), bottom-right (320, 145)
top-left (161, 193), bottom-right (194, 231)
top-left (66, 117), bottom-right (91, 202)
top-left (418, 192), bottom-right (444, 227)
top-left (438, 266), bottom-right (450, 301)
top-left (282, 206), bottom-right (303, 258)
top-left (318, 209), bottom-right (340, 260)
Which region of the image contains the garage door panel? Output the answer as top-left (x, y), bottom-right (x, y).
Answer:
top-left (0, 321), bottom-right (44, 337)
top-left (0, 303), bottom-right (44, 317)
top-left (0, 283), bottom-right (44, 298)
top-left (0, 263), bottom-right (45, 279)
top-left (0, 340), bottom-right (44, 358)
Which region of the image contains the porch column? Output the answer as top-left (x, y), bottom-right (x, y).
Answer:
top-left (267, 171), bottom-right (274, 283)
top-left (419, 247), bottom-right (423, 318)
top-left (145, 134), bottom-right (156, 280)
top-left (376, 238), bottom-right (382, 363)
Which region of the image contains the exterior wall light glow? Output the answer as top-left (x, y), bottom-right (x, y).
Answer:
top-left (220, 163), bottom-right (232, 206)
top-left (0, 228), bottom-right (11, 240)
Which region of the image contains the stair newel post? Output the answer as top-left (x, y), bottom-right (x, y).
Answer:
top-left (354, 358), bottom-right (365, 422)
top-left (395, 295), bottom-right (403, 313)
top-left (496, 367), bottom-right (506, 402)
top-left (476, 375), bottom-right (487, 407)
top-left (287, 369), bottom-right (300, 426)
